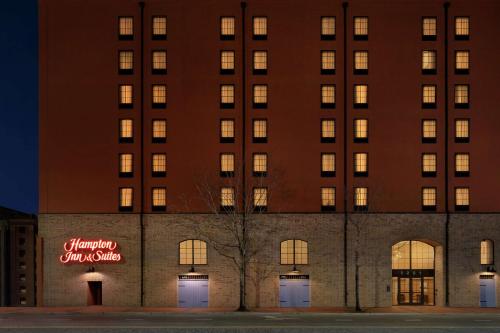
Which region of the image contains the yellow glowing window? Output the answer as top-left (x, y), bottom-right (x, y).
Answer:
top-left (321, 51), bottom-right (335, 70)
top-left (321, 17), bottom-right (335, 37)
top-left (221, 51), bottom-right (235, 70)
top-left (253, 17), bottom-right (267, 37)
top-left (422, 85), bottom-right (436, 104)
top-left (354, 119), bottom-right (368, 139)
top-left (422, 120), bottom-right (436, 139)
top-left (120, 187), bottom-right (133, 208)
top-left (152, 154), bottom-right (166, 173)
top-left (456, 51), bottom-right (469, 70)
top-left (455, 153), bottom-right (469, 172)
top-left (119, 17), bottom-right (133, 37)
top-left (152, 187), bottom-right (166, 207)
top-left (455, 17), bottom-right (469, 37)
top-left (221, 120), bottom-right (235, 138)
top-left (221, 153), bottom-right (235, 173)
top-left (221, 17), bottom-right (235, 37)
top-left (392, 241), bottom-right (434, 270)
top-left (481, 240), bottom-right (494, 265)
top-left (253, 120), bottom-right (267, 138)
top-left (321, 120), bottom-right (335, 139)
top-left (354, 187), bottom-right (368, 207)
top-left (179, 239), bottom-right (207, 265)
top-left (253, 51), bottom-right (267, 70)
top-left (152, 51), bottom-right (167, 70)
top-left (152, 16), bottom-right (167, 38)
top-left (120, 119), bottom-right (133, 139)
top-left (253, 154), bottom-right (267, 173)
top-left (120, 85), bottom-right (133, 105)
top-left (221, 187), bottom-right (235, 207)
top-left (422, 17), bottom-right (437, 37)
top-left (321, 153), bottom-right (335, 172)
top-left (422, 50), bottom-right (436, 70)
top-left (455, 119), bottom-right (469, 139)
top-left (455, 187), bottom-right (469, 206)
top-left (119, 154), bottom-right (133, 174)
top-left (280, 239), bottom-right (308, 265)
top-left (253, 187), bottom-right (267, 207)
top-left (354, 51), bottom-right (368, 70)
top-left (152, 85), bottom-right (166, 104)
top-left (152, 120), bottom-right (167, 139)
top-left (119, 51), bottom-right (133, 71)
top-left (354, 153), bottom-right (367, 173)
top-left (321, 85), bottom-right (335, 104)
top-left (422, 154), bottom-right (436, 173)
top-left (321, 187), bottom-right (335, 207)
top-left (422, 187), bottom-right (436, 207)
top-left (253, 85), bottom-right (267, 104)
top-left (455, 85), bottom-right (469, 104)
top-left (354, 85), bottom-right (368, 105)
top-left (221, 85), bottom-right (234, 104)
top-left (354, 17), bottom-right (368, 37)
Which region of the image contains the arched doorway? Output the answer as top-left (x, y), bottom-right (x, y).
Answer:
top-left (392, 240), bottom-right (435, 305)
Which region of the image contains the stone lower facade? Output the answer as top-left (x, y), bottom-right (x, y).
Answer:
top-left (38, 213), bottom-right (500, 307)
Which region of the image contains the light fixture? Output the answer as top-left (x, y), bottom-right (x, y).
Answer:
top-left (288, 265), bottom-right (300, 275)
top-left (487, 266), bottom-right (497, 273)
top-left (86, 266), bottom-right (95, 273)
top-left (189, 266), bottom-right (195, 273)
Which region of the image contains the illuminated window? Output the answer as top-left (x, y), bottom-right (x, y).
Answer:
top-left (455, 51), bottom-right (469, 74)
top-left (321, 51), bottom-right (335, 74)
top-left (321, 153), bottom-right (335, 177)
top-left (152, 154), bottom-right (166, 177)
top-left (119, 119), bottom-right (133, 143)
top-left (179, 240), bottom-right (207, 265)
top-left (321, 85), bottom-right (335, 108)
top-left (422, 119), bottom-right (437, 143)
top-left (220, 119), bottom-right (235, 143)
top-left (455, 119), bottom-right (469, 143)
top-left (422, 153), bottom-right (437, 177)
top-left (354, 51), bottom-right (368, 74)
top-left (152, 85), bottom-right (166, 108)
top-left (253, 187), bottom-right (267, 210)
top-left (354, 187), bottom-right (368, 210)
top-left (354, 119), bottom-right (368, 143)
top-left (220, 17), bottom-right (235, 40)
top-left (422, 50), bottom-right (437, 74)
top-left (354, 17), bottom-right (368, 40)
top-left (422, 17), bottom-right (437, 40)
top-left (455, 153), bottom-right (470, 177)
top-left (455, 17), bottom-right (469, 40)
top-left (354, 153), bottom-right (368, 176)
top-left (392, 241), bottom-right (434, 270)
top-left (253, 153), bottom-right (267, 176)
top-left (253, 119), bottom-right (267, 143)
top-left (119, 17), bottom-right (133, 40)
top-left (422, 85), bottom-right (436, 108)
top-left (253, 85), bottom-right (268, 108)
top-left (152, 16), bottom-right (167, 40)
top-left (280, 240), bottom-right (308, 265)
top-left (221, 50), bottom-right (235, 74)
top-left (321, 119), bottom-right (335, 143)
top-left (119, 51), bottom-right (133, 74)
top-left (321, 187), bottom-right (336, 211)
top-left (220, 85), bottom-right (235, 108)
top-left (119, 153), bottom-right (133, 177)
top-left (422, 187), bottom-right (436, 210)
top-left (119, 187), bottom-right (133, 211)
top-left (455, 187), bottom-right (469, 210)
top-left (220, 153), bottom-right (235, 177)
top-left (253, 17), bottom-right (267, 40)
top-left (321, 17), bottom-right (335, 40)
top-left (481, 240), bottom-right (494, 265)
top-left (152, 51), bottom-right (167, 74)
top-left (119, 85), bottom-right (133, 108)
top-left (455, 85), bottom-right (469, 108)
top-left (152, 187), bottom-right (166, 211)
top-left (253, 51), bottom-right (267, 74)
top-left (152, 119), bottom-right (167, 143)
top-left (221, 187), bottom-right (235, 210)
top-left (354, 84), bottom-right (368, 107)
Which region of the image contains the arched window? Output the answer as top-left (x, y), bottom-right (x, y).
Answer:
top-left (280, 240), bottom-right (308, 265)
top-left (481, 240), bottom-right (494, 265)
top-left (179, 239), bottom-right (207, 265)
top-left (392, 240), bottom-right (434, 270)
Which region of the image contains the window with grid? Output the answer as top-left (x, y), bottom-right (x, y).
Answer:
top-left (455, 153), bottom-right (469, 175)
top-left (221, 51), bottom-right (235, 73)
top-left (422, 187), bottom-right (436, 208)
top-left (422, 50), bottom-right (437, 73)
top-left (455, 119), bottom-right (469, 142)
top-left (253, 120), bottom-right (267, 142)
top-left (321, 153), bottom-right (335, 176)
top-left (422, 154), bottom-right (437, 175)
top-left (321, 85), bottom-right (335, 107)
top-left (152, 51), bottom-right (167, 73)
top-left (354, 17), bottom-right (368, 39)
top-left (220, 119), bottom-right (235, 142)
top-left (354, 153), bottom-right (368, 175)
top-left (253, 85), bottom-right (268, 106)
top-left (455, 187), bottom-right (469, 208)
top-left (152, 119), bottom-right (167, 142)
top-left (220, 153), bottom-right (235, 175)
top-left (152, 85), bottom-right (166, 106)
top-left (119, 187), bottom-right (133, 210)
top-left (119, 17), bottom-right (133, 39)
top-left (253, 153), bottom-right (267, 175)
top-left (354, 119), bottom-right (368, 142)
top-left (321, 51), bottom-right (335, 73)
top-left (321, 17), bottom-right (335, 39)
top-left (455, 51), bottom-right (469, 73)
top-left (119, 154), bottom-right (133, 176)
top-left (354, 187), bottom-right (368, 208)
top-left (253, 51), bottom-right (267, 73)
top-left (253, 17), bottom-right (267, 39)
top-left (253, 187), bottom-right (267, 208)
top-left (354, 51), bottom-right (368, 73)
top-left (455, 17), bottom-right (469, 39)
top-left (455, 85), bottom-right (469, 106)
top-left (119, 85), bottom-right (133, 106)
top-left (152, 16), bottom-right (167, 39)
top-left (152, 154), bottom-right (166, 176)
top-left (119, 51), bottom-right (133, 74)
top-left (152, 187), bottom-right (166, 209)
top-left (422, 85), bottom-right (436, 106)
top-left (280, 240), bottom-right (308, 265)
top-left (354, 85), bottom-right (368, 106)
top-left (119, 119), bottom-right (133, 142)
top-left (221, 85), bottom-right (235, 106)
top-left (321, 187), bottom-right (336, 209)
top-left (221, 187), bottom-right (235, 208)
top-left (179, 240), bottom-right (207, 265)
top-left (321, 119), bottom-right (335, 142)
top-left (481, 240), bottom-right (494, 265)
top-left (422, 120), bottom-right (436, 142)
top-left (422, 17), bottom-right (437, 40)
top-left (221, 17), bottom-right (235, 39)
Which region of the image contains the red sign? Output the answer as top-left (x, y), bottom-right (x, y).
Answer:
top-left (60, 238), bottom-right (122, 264)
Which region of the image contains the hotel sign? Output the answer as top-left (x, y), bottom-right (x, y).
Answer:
top-left (60, 238), bottom-right (123, 264)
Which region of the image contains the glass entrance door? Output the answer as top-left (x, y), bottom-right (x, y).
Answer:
top-left (397, 277), bottom-right (434, 305)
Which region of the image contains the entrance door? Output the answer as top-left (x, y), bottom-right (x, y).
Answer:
top-left (87, 281), bottom-right (102, 306)
top-left (397, 277), bottom-right (433, 305)
top-left (480, 276), bottom-right (496, 307)
top-left (279, 275), bottom-right (310, 307)
top-left (178, 276), bottom-right (208, 308)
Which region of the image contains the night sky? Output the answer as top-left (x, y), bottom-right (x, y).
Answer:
top-left (0, 0), bottom-right (38, 214)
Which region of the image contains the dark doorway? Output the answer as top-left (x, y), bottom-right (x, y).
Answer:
top-left (87, 281), bottom-right (102, 306)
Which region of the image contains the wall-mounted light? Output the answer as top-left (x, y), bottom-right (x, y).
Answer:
top-left (288, 265), bottom-right (300, 275)
top-left (86, 266), bottom-right (95, 273)
top-left (486, 265), bottom-right (496, 273)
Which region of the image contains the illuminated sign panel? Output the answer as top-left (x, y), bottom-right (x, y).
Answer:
top-left (60, 238), bottom-right (122, 264)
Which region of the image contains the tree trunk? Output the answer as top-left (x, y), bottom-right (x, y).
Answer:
top-left (355, 253), bottom-right (361, 312)
top-left (238, 261), bottom-right (247, 311)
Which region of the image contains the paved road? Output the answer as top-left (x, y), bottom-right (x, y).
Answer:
top-left (1, 312), bottom-right (500, 332)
